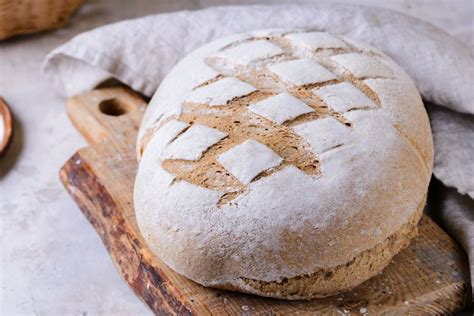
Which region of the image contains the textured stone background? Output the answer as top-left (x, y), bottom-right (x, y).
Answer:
top-left (0, 0), bottom-right (472, 314)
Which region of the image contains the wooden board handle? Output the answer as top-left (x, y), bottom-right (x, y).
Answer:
top-left (66, 87), bottom-right (147, 146)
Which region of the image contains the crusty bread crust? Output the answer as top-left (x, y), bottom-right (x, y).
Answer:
top-left (134, 29), bottom-right (434, 299)
top-left (217, 195), bottom-right (425, 299)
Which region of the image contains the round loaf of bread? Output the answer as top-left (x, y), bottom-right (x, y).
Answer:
top-left (134, 29), bottom-right (433, 299)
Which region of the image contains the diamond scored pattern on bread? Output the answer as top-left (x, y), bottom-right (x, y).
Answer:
top-left (217, 139), bottom-right (283, 185)
top-left (134, 30), bottom-right (434, 299)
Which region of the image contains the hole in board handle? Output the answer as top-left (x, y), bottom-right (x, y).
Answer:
top-left (99, 98), bottom-right (130, 116)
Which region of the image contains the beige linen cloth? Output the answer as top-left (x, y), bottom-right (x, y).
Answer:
top-left (43, 4), bottom-right (474, 293)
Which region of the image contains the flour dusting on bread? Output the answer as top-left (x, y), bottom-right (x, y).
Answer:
top-left (134, 29), bottom-right (433, 299)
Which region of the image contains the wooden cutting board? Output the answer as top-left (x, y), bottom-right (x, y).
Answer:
top-left (60, 86), bottom-right (469, 315)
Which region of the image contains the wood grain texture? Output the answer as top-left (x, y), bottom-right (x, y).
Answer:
top-left (60, 86), bottom-right (469, 315)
